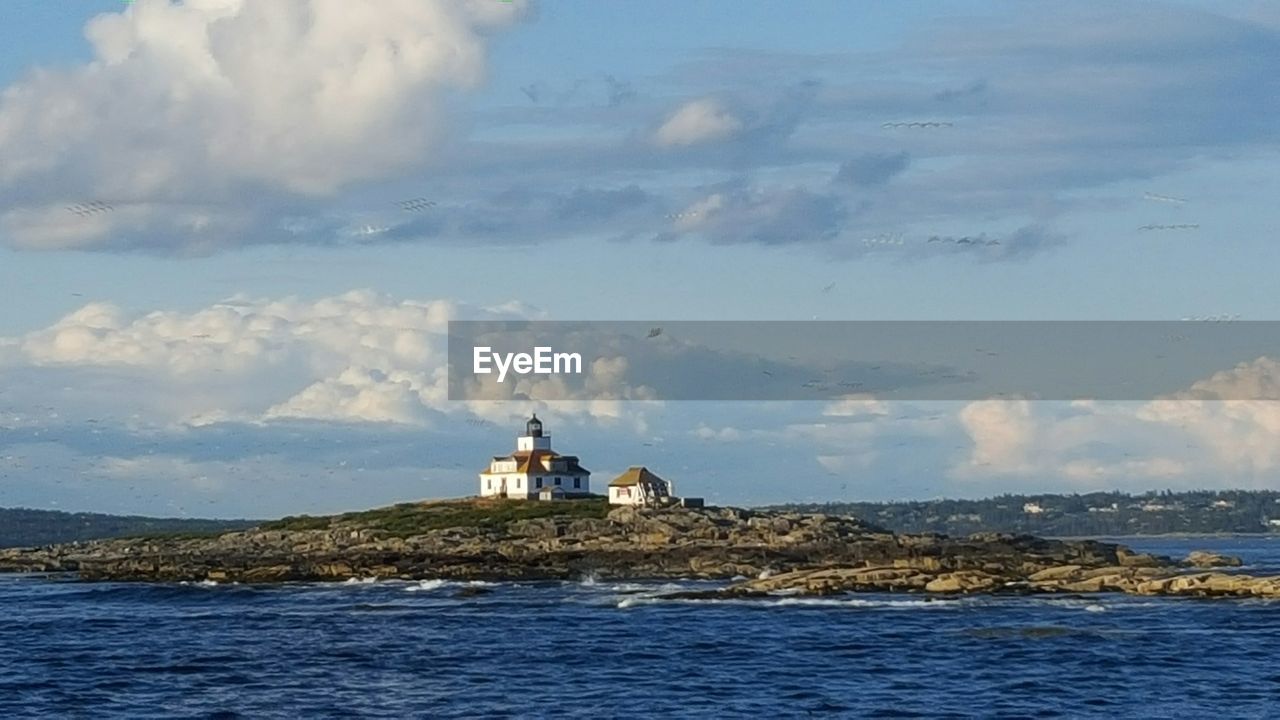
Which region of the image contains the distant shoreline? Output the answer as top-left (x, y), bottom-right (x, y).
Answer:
top-left (767, 490), bottom-right (1280, 538)
top-left (1051, 533), bottom-right (1278, 541)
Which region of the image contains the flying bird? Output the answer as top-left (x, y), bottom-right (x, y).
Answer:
top-left (66, 201), bottom-right (113, 217)
top-left (821, 282), bottom-right (836, 293)
top-left (882, 121), bottom-right (954, 129)
top-left (926, 233), bottom-right (998, 247)
top-left (398, 198), bottom-right (437, 212)
top-left (665, 211), bottom-right (701, 221)
top-left (1181, 314), bottom-right (1240, 322)
top-left (1143, 192), bottom-right (1188, 205)
top-left (861, 233), bottom-right (904, 246)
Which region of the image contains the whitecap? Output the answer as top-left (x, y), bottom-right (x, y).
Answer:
top-left (773, 596), bottom-right (955, 610)
top-left (405, 579), bottom-right (451, 593)
top-left (604, 581), bottom-right (690, 594)
top-left (616, 594), bottom-right (958, 610)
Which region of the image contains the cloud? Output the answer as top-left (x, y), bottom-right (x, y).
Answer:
top-left (1059, 457), bottom-right (1185, 482)
top-left (834, 151), bottom-right (910, 187)
top-left (554, 185), bottom-right (656, 222)
top-left (823, 395), bottom-right (889, 418)
top-left (1138, 357), bottom-right (1280, 473)
top-left (654, 98), bottom-right (743, 147)
top-left (7, 291), bottom-right (454, 426)
top-left (3, 0), bottom-right (1277, 262)
top-left (948, 354), bottom-right (1280, 486)
top-left (952, 399), bottom-right (1197, 486)
top-left (2, 290), bottom-right (663, 432)
top-left (1173, 357), bottom-right (1280, 401)
top-left (957, 399), bottom-right (1037, 475)
top-left (264, 366), bottom-right (439, 425)
top-left (0, 0), bottom-right (525, 251)
top-left (663, 184), bottom-right (847, 247)
top-left (692, 424), bottom-right (744, 442)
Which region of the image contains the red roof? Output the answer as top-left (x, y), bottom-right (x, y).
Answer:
top-left (481, 449), bottom-right (589, 476)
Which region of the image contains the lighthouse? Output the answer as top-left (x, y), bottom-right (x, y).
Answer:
top-left (479, 414), bottom-right (591, 499)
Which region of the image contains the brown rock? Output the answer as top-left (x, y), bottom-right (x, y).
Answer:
top-left (1185, 550), bottom-right (1244, 568)
top-left (925, 571), bottom-right (1001, 594)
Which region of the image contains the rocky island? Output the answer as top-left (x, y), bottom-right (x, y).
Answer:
top-left (1, 498), bottom-right (1277, 599)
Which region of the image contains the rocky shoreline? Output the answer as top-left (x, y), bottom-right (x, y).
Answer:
top-left (0, 501), bottom-right (1274, 599)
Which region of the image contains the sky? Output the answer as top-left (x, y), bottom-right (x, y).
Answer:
top-left (1, 0), bottom-right (1279, 518)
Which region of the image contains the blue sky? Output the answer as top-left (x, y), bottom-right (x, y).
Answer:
top-left (1, 0), bottom-right (1279, 517)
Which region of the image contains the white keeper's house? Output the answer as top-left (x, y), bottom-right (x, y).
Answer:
top-left (479, 415), bottom-right (591, 499)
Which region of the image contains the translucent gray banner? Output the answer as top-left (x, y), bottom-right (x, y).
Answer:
top-left (447, 321), bottom-right (1280, 401)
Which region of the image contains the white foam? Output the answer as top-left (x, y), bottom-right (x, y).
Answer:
top-left (405, 579), bottom-right (451, 593)
top-left (344, 577), bottom-right (377, 585)
top-left (773, 596), bottom-right (956, 610)
top-left (1084, 604), bottom-right (1107, 613)
top-left (604, 582), bottom-right (689, 594)
top-left (615, 594), bottom-right (959, 610)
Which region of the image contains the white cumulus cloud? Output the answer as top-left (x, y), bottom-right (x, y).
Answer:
top-left (2, 290), bottom-right (650, 429)
top-left (0, 0), bottom-right (526, 251)
top-left (653, 98), bottom-right (743, 147)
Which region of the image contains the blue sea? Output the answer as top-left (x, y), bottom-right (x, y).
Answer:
top-left (3, 537), bottom-right (1280, 719)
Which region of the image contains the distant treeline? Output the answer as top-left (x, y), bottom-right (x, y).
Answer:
top-left (0, 508), bottom-right (255, 548)
top-left (768, 490), bottom-right (1280, 536)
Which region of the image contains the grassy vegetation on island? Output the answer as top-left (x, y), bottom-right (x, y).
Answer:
top-left (769, 490), bottom-right (1280, 536)
top-left (261, 497), bottom-right (612, 537)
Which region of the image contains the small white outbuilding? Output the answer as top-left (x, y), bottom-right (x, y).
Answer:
top-left (607, 466), bottom-right (672, 507)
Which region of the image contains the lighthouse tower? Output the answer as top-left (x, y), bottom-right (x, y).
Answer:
top-left (516, 414), bottom-right (551, 452)
top-left (479, 414), bottom-right (591, 499)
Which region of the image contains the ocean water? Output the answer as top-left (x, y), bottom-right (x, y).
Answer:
top-left (2, 537), bottom-right (1279, 719)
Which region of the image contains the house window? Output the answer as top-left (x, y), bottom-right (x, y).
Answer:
top-left (486, 479), bottom-right (492, 490)
top-left (536, 478), bottom-right (542, 489)
top-left (516, 478), bottom-right (522, 489)
top-left (574, 478), bottom-right (581, 489)
top-left (555, 477), bottom-right (561, 486)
